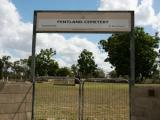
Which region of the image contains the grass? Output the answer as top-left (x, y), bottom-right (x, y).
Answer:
top-left (35, 82), bottom-right (129, 120)
top-left (135, 84), bottom-right (160, 87)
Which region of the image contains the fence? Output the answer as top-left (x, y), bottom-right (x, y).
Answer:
top-left (1, 79), bottom-right (160, 120)
top-left (0, 81), bottom-right (32, 120)
top-left (34, 78), bottom-right (129, 120)
top-left (131, 85), bottom-right (160, 120)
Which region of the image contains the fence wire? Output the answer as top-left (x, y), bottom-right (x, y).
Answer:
top-left (34, 78), bottom-right (129, 120)
top-left (35, 81), bottom-right (79, 120)
top-left (83, 82), bottom-right (129, 120)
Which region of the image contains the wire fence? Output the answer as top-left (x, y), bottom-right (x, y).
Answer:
top-left (83, 82), bottom-right (129, 120)
top-left (34, 78), bottom-right (129, 120)
top-left (0, 81), bottom-right (32, 120)
top-left (1, 78), bottom-right (160, 120)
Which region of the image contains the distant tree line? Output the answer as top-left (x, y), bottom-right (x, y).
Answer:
top-left (0, 27), bottom-right (159, 83)
top-left (0, 48), bottom-right (105, 81)
top-left (0, 56), bottom-right (30, 80)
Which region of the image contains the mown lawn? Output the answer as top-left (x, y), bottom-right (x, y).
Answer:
top-left (35, 82), bottom-right (129, 120)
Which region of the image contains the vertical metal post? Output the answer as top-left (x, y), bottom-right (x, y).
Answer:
top-left (81, 81), bottom-right (84, 120)
top-left (78, 79), bottom-right (85, 120)
top-left (129, 11), bottom-right (135, 120)
top-left (130, 11), bottom-right (135, 86)
top-left (78, 81), bottom-right (81, 120)
top-left (31, 11), bottom-right (37, 120)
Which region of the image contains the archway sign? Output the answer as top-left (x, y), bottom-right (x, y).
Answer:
top-left (31, 11), bottom-right (134, 120)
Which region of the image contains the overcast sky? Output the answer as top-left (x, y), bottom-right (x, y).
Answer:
top-left (0, 0), bottom-right (160, 73)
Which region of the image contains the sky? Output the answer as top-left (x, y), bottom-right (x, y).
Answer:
top-left (0, 0), bottom-right (160, 74)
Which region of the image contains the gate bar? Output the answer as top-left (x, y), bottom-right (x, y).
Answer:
top-left (129, 11), bottom-right (135, 120)
top-left (78, 79), bottom-right (85, 120)
top-left (31, 11), bottom-right (37, 120)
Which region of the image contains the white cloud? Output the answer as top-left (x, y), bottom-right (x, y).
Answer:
top-left (135, 0), bottom-right (156, 26)
top-left (0, 0), bottom-right (32, 59)
top-left (2, 0), bottom-right (160, 73)
top-left (98, 0), bottom-right (138, 10)
top-left (153, 12), bottom-right (160, 32)
top-left (98, 0), bottom-right (160, 32)
top-left (0, 0), bottom-right (113, 73)
top-left (37, 34), bottom-right (113, 72)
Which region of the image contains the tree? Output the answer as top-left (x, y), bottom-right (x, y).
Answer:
top-left (71, 64), bottom-right (78, 76)
top-left (99, 27), bottom-right (158, 82)
top-left (1, 56), bottom-right (12, 79)
top-left (11, 59), bottom-right (30, 80)
top-left (0, 59), bottom-right (3, 79)
top-left (57, 67), bottom-right (71, 77)
top-left (11, 60), bottom-right (22, 79)
top-left (77, 49), bottom-right (97, 78)
top-left (20, 59), bottom-right (30, 79)
top-left (93, 68), bottom-right (105, 78)
top-left (109, 70), bottom-right (117, 78)
top-left (28, 48), bottom-right (59, 76)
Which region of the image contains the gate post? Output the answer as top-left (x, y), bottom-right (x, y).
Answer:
top-left (78, 78), bottom-right (85, 120)
top-left (78, 80), bottom-right (82, 120)
top-left (31, 11), bottom-right (37, 120)
top-left (129, 11), bottom-right (135, 120)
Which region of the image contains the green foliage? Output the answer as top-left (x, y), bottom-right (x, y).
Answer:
top-left (109, 70), bottom-right (117, 78)
top-left (150, 69), bottom-right (160, 83)
top-left (57, 67), bottom-right (71, 77)
top-left (99, 27), bottom-right (158, 82)
top-left (11, 59), bottom-right (30, 79)
top-left (0, 59), bottom-right (3, 79)
top-left (71, 64), bottom-right (78, 76)
top-left (28, 48), bottom-right (59, 76)
top-left (0, 56), bottom-right (12, 79)
top-left (12, 60), bottom-right (23, 78)
top-left (93, 68), bottom-right (105, 78)
top-left (77, 49), bottom-right (97, 78)
top-left (0, 56), bottom-right (30, 80)
top-left (152, 69), bottom-right (159, 79)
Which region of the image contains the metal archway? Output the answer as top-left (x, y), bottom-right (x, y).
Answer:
top-left (31, 11), bottom-right (134, 120)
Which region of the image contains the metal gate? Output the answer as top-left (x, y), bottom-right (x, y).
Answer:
top-left (34, 79), bottom-right (79, 120)
top-left (34, 78), bottom-right (129, 120)
top-left (83, 80), bottom-right (129, 120)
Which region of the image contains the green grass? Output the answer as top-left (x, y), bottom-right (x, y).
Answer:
top-left (35, 82), bottom-right (129, 120)
top-left (135, 84), bottom-right (160, 87)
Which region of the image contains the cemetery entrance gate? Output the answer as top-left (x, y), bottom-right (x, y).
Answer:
top-left (31, 11), bottom-right (134, 120)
